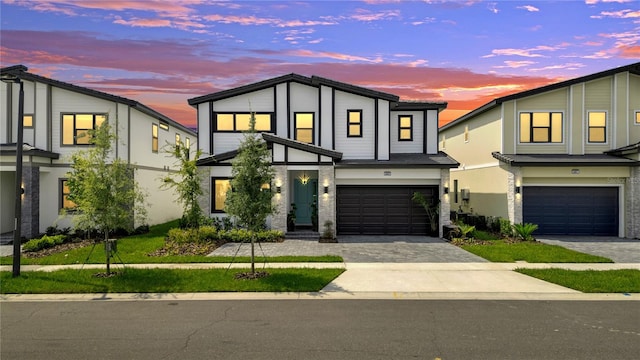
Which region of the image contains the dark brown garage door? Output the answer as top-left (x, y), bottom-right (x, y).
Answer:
top-left (523, 186), bottom-right (618, 236)
top-left (336, 186), bottom-right (437, 235)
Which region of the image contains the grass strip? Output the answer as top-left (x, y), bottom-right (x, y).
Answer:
top-left (460, 240), bottom-right (613, 263)
top-left (0, 268), bottom-right (345, 294)
top-left (516, 268), bottom-right (640, 293)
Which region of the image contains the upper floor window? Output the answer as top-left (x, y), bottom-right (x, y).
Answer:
top-left (295, 112), bottom-right (314, 144)
top-left (347, 110), bottom-right (362, 137)
top-left (464, 126), bottom-right (469, 143)
top-left (212, 178), bottom-right (231, 212)
top-left (399, 115), bottom-right (413, 141)
top-left (519, 112), bottom-right (563, 143)
top-left (587, 112), bottom-right (607, 143)
top-left (440, 134), bottom-right (446, 149)
top-left (62, 113), bottom-right (107, 145)
top-left (215, 113), bottom-right (272, 132)
top-left (60, 179), bottom-right (76, 210)
top-left (23, 114), bottom-right (33, 128)
top-left (159, 122), bottom-right (169, 131)
top-left (635, 111), bottom-right (640, 125)
top-left (185, 137), bottom-right (190, 150)
top-left (175, 133), bottom-right (181, 147)
top-left (152, 124), bottom-right (159, 153)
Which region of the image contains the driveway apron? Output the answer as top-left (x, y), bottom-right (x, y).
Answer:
top-left (536, 236), bottom-right (640, 263)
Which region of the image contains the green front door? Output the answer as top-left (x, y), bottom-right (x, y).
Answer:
top-left (294, 179), bottom-right (317, 225)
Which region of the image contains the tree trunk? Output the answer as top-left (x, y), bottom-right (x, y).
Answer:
top-left (250, 235), bottom-right (255, 274)
top-left (105, 231), bottom-right (111, 275)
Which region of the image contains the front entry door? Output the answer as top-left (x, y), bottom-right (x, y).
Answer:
top-left (294, 178), bottom-right (317, 225)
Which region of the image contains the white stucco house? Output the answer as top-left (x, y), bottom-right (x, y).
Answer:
top-left (440, 62), bottom-right (640, 238)
top-left (188, 74), bottom-right (458, 237)
top-left (0, 65), bottom-right (196, 239)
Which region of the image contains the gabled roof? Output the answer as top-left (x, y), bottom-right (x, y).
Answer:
top-left (196, 132), bottom-right (343, 166)
top-left (336, 152), bottom-right (459, 168)
top-left (1, 65), bottom-right (195, 136)
top-left (441, 62), bottom-right (640, 130)
top-left (187, 73), bottom-right (400, 105)
top-left (492, 152), bottom-right (640, 167)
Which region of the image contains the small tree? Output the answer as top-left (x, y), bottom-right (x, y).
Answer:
top-left (161, 142), bottom-right (205, 229)
top-left (225, 114), bottom-right (275, 275)
top-left (411, 192), bottom-right (439, 235)
top-left (66, 121), bottom-right (147, 274)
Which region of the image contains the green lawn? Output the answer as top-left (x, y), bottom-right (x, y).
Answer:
top-left (460, 240), bottom-right (613, 263)
top-left (0, 268), bottom-right (345, 294)
top-left (516, 268), bottom-right (640, 293)
top-left (0, 220), bottom-right (342, 265)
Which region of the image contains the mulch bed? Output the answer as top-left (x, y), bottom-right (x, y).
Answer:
top-left (234, 271), bottom-right (270, 280)
top-left (22, 239), bottom-right (95, 258)
top-left (147, 240), bottom-right (227, 257)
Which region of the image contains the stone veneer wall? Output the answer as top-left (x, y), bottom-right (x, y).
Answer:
top-left (439, 168), bottom-right (451, 238)
top-left (626, 167), bottom-right (640, 239)
top-left (21, 164), bottom-right (39, 239)
top-left (506, 166), bottom-right (523, 225)
top-left (318, 165), bottom-right (336, 238)
top-left (271, 165), bottom-right (288, 233)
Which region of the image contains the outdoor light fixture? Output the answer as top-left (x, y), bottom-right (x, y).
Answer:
top-left (443, 186), bottom-right (449, 195)
top-left (276, 185), bottom-right (281, 194)
top-left (298, 172), bottom-right (310, 185)
top-left (515, 186), bottom-right (521, 195)
top-left (2, 72), bottom-right (24, 277)
top-left (324, 185), bottom-right (329, 194)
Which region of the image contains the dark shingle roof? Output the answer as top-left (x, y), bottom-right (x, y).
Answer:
top-left (0, 143), bottom-right (59, 159)
top-left (1, 65), bottom-right (195, 136)
top-left (336, 152), bottom-right (459, 168)
top-left (393, 101), bottom-right (447, 111)
top-left (606, 142), bottom-right (640, 156)
top-left (442, 62), bottom-right (640, 130)
top-left (492, 152), bottom-right (639, 167)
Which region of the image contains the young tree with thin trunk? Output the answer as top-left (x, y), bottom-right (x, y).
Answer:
top-left (66, 121), bottom-right (147, 275)
top-left (161, 142), bottom-right (205, 229)
top-left (224, 114), bottom-right (275, 275)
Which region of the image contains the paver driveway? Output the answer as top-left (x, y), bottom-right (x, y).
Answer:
top-left (537, 236), bottom-right (640, 263)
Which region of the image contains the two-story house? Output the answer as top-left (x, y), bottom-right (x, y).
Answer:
top-left (1, 65), bottom-right (197, 239)
top-left (440, 62), bottom-right (640, 238)
top-left (188, 74), bottom-right (458, 237)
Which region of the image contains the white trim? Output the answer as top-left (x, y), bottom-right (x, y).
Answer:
top-left (513, 100), bottom-right (517, 152)
top-left (626, 72), bottom-right (630, 145)
top-left (612, 75), bottom-right (617, 148)
top-left (568, 84), bottom-right (573, 155)
top-left (581, 83), bottom-right (585, 155)
top-left (522, 182), bottom-right (624, 237)
top-left (287, 165), bottom-right (319, 171)
top-left (500, 103), bottom-right (504, 153)
top-left (450, 161), bottom-right (499, 172)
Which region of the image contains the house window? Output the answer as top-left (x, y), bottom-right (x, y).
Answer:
top-left (519, 112), bottom-right (563, 143)
top-left (464, 126), bottom-right (469, 142)
top-left (159, 122), bottom-right (169, 131)
top-left (185, 137), bottom-right (190, 149)
top-left (635, 111), bottom-right (640, 125)
top-left (61, 113), bottom-right (107, 145)
top-left (152, 124), bottom-right (159, 153)
top-left (23, 114), bottom-right (33, 128)
top-left (60, 179), bottom-right (76, 210)
top-left (214, 113), bottom-right (272, 132)
top-left (399, 115), bottom-right (413, 141)
top-left (212, 178), bottom-right (231, 212)
top-left (347, 110), bottom-right (362, 137)
top-left (441, 134), bottom-right (446, 149)
top-left (587, 112), bottom-right (607, 143)
top-left (295, 113), bottom-right (314, 144)
top-left (175, 133), bottom-right (181, 147)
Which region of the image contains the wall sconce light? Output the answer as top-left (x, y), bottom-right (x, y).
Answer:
top-left (443, 186), bottom-right (449, 195)
top-left (298, 171), bottom-right (310, 185)
top-left (276, 185), bottom-right (281, 194)
top-left (323, 185), bottom-right (329, 194)
top-left (515, 186), bottom-right (521, 195)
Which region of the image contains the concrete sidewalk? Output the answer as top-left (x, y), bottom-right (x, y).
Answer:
top-left (2, 262), bottom-right (639, 301)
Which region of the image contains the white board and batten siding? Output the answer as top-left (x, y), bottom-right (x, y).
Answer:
top-left (213, 88), bottom-right (274, 112)
top-left (289, 82), bottom-right (319, 143)
top-left (334, 91), bottom-right (376, 160)
top-left (336, 167), bottom-right (441, 186)
top-left (320, 85), bottom-right (334, 149)
top-left (197, 102), bottom-right (211, 156)
top-left (377, 100), bottom-right (390, 160)
top-left (275, 83), bottom-right (288, 138)
top-left (390, 110), bottom-right (423, 154)
top-left (426, 109), bottom-right (438, 154)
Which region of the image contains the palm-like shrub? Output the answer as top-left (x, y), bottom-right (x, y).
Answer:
top-left (512, 223), bottom-right (539, 241)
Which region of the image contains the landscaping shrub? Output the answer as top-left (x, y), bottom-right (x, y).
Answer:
top-left (166, 227), bottom-right (283, 244)
top-left (22, 235), bottom-right (67, 252)
top-left (512, 223), bottom-right (539, 241)
top-left (499, 218), bottom-right (513, 238)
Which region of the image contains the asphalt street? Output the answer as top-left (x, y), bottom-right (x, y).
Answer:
top-left (1, 300), bottom-right (638, 360)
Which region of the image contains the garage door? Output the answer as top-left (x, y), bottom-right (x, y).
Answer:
top-left (336, 186), bottom-right (437, 235)
top-left (523, 186), bottom-right (618, 236)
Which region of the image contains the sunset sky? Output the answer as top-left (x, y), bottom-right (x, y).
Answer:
top-left (1, 0), bottom-right (638, 128)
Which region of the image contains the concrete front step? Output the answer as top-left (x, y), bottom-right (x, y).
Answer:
top-left (285, 231), bottom-right (320, 240)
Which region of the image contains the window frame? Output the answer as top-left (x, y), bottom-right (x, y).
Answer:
top-left (211, 177), bottom-right (232, 213)
top-left (59, 179), bottom-right (77, 211)
top-left (213, 112), bottom-right (273, 132)
top-left (398, 115), bottom-right (413, 141)
top-left (347, 109), bottom-right (363, 138)
top-left (587, 111), bottom-right (607, 144)
top-left (159, 122), bottom-right (169, 131)
top-left (61, 113), bottom-right (107, 146)
top-left (152, 123), bottom-right (159, 153)
top-left (294, 112), bottom-right (315, 144)
top-left (518, 111), bottom-right (564, 144)
top-left (23, 114), bottom-right (34, 128)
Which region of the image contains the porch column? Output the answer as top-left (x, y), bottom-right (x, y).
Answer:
top-left (197, 167), bottom-right (210, 215)
top-left (21, 164), bottom-right (39, 239)
top-left (318, 165), bottom-right (336, 237)
top-left (272, 165), bottom-right (287, 232)
top-left (626, 167), bottom-right (640, 239)
top-left (507, 166), bottom-right (523, 225)
top-left (439, 168), bottom-right (451, 238)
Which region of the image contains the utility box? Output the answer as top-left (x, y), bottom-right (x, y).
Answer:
top-left (461, 188), bottom-right (470, 201)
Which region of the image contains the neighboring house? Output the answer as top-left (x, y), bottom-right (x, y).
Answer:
top-left (440, 62), bottom-right (640, 238)
top-left (188, 74), bottom-right (457, 237)
top-left (0, 65), bottom-right (196, 239)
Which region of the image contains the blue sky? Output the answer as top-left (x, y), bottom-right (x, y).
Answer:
top-left (1, 0), bottom-right (638, 126)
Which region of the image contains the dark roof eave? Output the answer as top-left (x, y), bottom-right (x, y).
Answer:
top-left (393, 101), bottom-right (448, 111)
top-left (262, 133), bottom-right (343, 160)
top-left (492, 152), bottom-right (640, 167)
